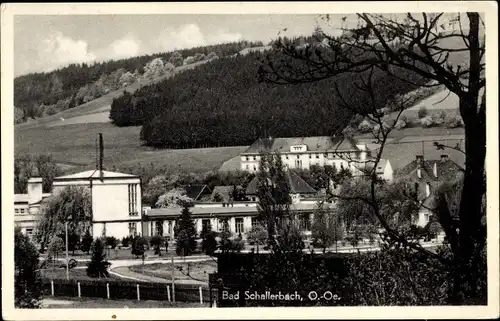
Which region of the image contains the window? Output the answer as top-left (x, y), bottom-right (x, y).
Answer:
top-left (286, 155), bottom-right (289, 160)
top-left (251, 197), bottom-right (256, 202)
top-left (316, 154), bottom-right (320, 159)
top-left (202, 219), bottom-right (211, 231)
top-left (251, 217), bottom-right (259, 228)
top-left (168, 221), bottom-right (173, 235)
top-left (128, 222), bottom-right (137, 237)
top-left (128, 184), bottom-right (138, 216)
top-left (253, 165), bottom-right (257, 171)
top-left (26, 228), bottom-right (33, 236)
top-left (253, 156), bottom-right (257, 161)
top-left (295, 160), bottom-right (302, 168)
top-left (219, 219), bottom-right (229, 232)
top-left (20, 208), bottom-right (26, 214)
top-left (15, 209), bottom-right (19, 214)
top-left (235, 218), bottom-right (244, 234)
top-left (300, 214), bottom-right (311, 231)
top-left (155, 220), bottom-right (164, 236)
top-left (309, 154), bottom-right (312, 159)
top-left (245, 164), bottom-right (249, 170)
top-left (246, 156), bottom-right (249, 161)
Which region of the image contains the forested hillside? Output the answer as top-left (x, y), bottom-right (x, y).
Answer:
top-left (14, 40), bottom-right (263, 123)
top-left (110, 42), bottom-right (428, 149)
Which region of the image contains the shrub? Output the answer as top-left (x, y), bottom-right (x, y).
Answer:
top-left (131, 236), bottom-right (147, 259)
top-left (446, 115), bottom-right (464, 128)
top-left (150, 235), bottom-right (165, 256)
top-left (358, 120), bottom-right (373, 133)
top-left (432, 112), bottom-right (445, 125)
top-left (105, 236), bottom-right (118, 250)
top-left (121, 236), bottom-right (131, 248)
top-left (417, 106), bottom-right (428, 119)
top-left (47, 236), bottom-right (64, 261)
top-left (420, 116), bottom-right (434, 128)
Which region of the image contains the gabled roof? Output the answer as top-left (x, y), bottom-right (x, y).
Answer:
top-left (184, 184), bottom-right (212, 201)
top-left (245, 169), bottom-right (317, 195)
top-left (55, 170), bottom-right (138, 180)
top-left (210, 186), bottom-right (235, 203)
top-left (242, 135), bottom-right (360, 154)
top-left (397, 157), bottom-right (463, 181)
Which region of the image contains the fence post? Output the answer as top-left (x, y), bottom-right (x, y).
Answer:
top-left (167, 285), bottom-right (171, 302)
top-left (51, 280), bottom-right (54, 296)
top-left (199, 287), bottom-right (203, 305)
top-left (77, 282), bottom-right (81, 298)
top-left (137, 284), bottom-right (140, 301)
top-left (107, 283), bottom-right (110, 299)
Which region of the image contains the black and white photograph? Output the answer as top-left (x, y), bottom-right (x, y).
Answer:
top-left (1, 2), bottom-right (498, 320)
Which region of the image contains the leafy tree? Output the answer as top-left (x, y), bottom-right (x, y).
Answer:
top-left (246, 223), bottom-right (268, 253)
top-left (174, 204), bottom-right (197, 256)
top-left (121, 236), bottom-right (131, 248)
top-left (47, 236), bottom-right (64, 263)
top-left (35, 186), bottom-right (92, 251)
top-left (150, 235), bottom-right (165, 256)
top-left (15, 228), bottom-right (42, 308)
top-left (311, 204), bottom-right (344, 253)
top-left (218, 219), bottom-right (233, 253)
top-left (81, 229), bottom-right (93, 254)
top-left (259, 12), bottom-right (486, 303)
top-left (14, 154), bottom-right (61, 194)
top-left (156, 188), bottom-right (194, 208)
top-left (86, 238), bottom-right (111, 278)
top-left (168, 51), bottom-right (184, 67)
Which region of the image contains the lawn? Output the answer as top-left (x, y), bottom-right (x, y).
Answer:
top-left (129, 261), bottom-right (217, 284)
top-left (15, 121), bottom-right (246, 173)
top-left (40, 267), bottom-right (119, 281)
top-left (41, 296), bottom-right (209, 308)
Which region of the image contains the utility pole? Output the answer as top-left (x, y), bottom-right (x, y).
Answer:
top-left (65, 220), bottom-right (69, 280)
top-left (171, 255), bottom-right (176, 302)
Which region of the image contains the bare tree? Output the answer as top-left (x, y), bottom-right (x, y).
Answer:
top-left (259, 13), bottom-right (486, 303)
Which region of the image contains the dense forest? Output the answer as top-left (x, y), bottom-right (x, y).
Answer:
top-left (110, 38), bottom-right (428, 149)
top-left (14, 40), bottom-right (264, 122)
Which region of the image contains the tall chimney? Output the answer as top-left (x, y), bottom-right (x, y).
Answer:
top-left (99, 133), bottom-right (104, 182)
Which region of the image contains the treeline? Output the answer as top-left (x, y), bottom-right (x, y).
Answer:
top-left (14, 40), bottom-right (264, 122)
top-left (110, 48), bottom-right (426, 149)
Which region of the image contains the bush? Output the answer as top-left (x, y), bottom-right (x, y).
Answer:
top-left (420, 116), bottom-right (434, 128)
top-left (121, 236), bottom-right (131, 248)
top-left (446, 115), bottom-right (464, 128)
top-left (432, 112), bottom-right (445, 125)
top-left (105, 236), bottom-right (118, 249)
top-left (150, 235), bottom-right (165, 256)
top-left (417, 106), bottom-right (428, 119)
top-left (358, 120), bottom-right (373, 133)
top-left (131, 236), bottom-right (147, 259)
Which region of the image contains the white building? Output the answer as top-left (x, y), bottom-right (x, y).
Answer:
top-left (14, 169), bottom-right (143, 240)
top-left (14, 178), bottom-right (51, 238)
top-left (240, 136), bottom-right (393, 181)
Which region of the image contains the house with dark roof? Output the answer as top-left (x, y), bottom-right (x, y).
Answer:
top-left (245, 168), bottom-right (318, 203)
top-left (396, 154), bottom-right (463, 227)
top-left (184, 184), bottom-right (212, 202)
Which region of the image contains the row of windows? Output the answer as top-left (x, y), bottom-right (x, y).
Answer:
top-left (15, 208), bottom-right (28, 214)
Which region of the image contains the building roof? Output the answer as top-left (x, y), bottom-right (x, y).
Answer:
top-left (397, 156), bottom-right (463, 181)
top-left (365, 159), bottom-right (391, 174)
top-left (396, 155), bottom-right (463, 201)
top-left (242, 135), bottom-right (360, 155)
top-left (184, 184), bottom-right (212, 201)
top-left (55, 170), bottom-right (139, 180)
top-left (245, 169), bottom-right (317, 195)
top-left (210, 186), bottom-right (235, 202)
top-left (14, 193), bottom-right (52, 204)
top-left (146, 201), bottom-right (332, 218)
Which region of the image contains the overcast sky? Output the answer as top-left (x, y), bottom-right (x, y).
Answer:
top-left (14, 14), bottom-right (353, 76)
